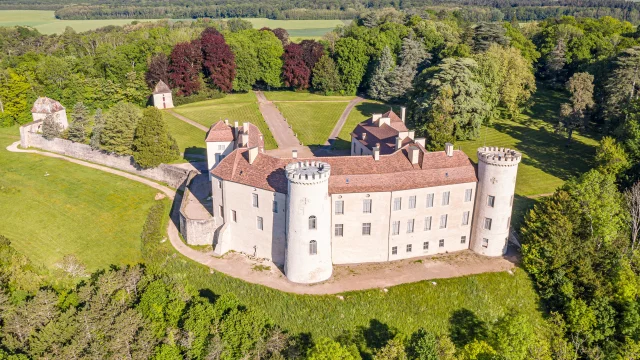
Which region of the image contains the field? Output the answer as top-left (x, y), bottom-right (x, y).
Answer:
top-left (163, 111), bottom-right (206, 158)
top-left (0, 11), bottom-right (347, 37)
top-left (0, 126), bottom-right (158, 271)
top-left (276, 101), bottom-right (350, 146)
top-left (172, 93), bottom-right (278, 150)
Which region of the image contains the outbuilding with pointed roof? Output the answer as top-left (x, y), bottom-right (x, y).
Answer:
top-left (152, 81), bottom-right (174, 109)
top-left (31, 97), bottom-right (68, 129)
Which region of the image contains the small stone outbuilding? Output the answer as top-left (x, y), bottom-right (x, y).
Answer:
top-left (152, 80), bottom-right (174, 109)
top-left (31, 97), bottom-right (68, 129)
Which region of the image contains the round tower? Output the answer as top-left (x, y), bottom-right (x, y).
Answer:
top-left (285, 161), bottom-right (332, 284)
top-left (470, 147), bottom-right (522, 256)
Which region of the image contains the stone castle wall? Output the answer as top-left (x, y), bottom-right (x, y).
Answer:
top-left (179, 171), bottom-right (216, 246)
top-left (20, 121), bottom-right (189, 189)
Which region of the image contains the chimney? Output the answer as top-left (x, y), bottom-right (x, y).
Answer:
top-left (241, 133), bottom-right (249, 147)
top-left (243, 122), bottom-right (249, 134)
top-left (248, 146), bottom-right (259, 164)
top-left (408, 145), bottom-right (419, 165)
top-left (224, 119), bottom-right (229, 125)
top-left (408, 130), bottom-right (415, 140)
top-left (401, 106), bottom-right (406, 123)
top-left (292, 149), bottom-right (298, 159)
top-left (373, 147), bottom-right (380, 161)
top-left (362, 133), bottom-right (367, 141)
top-left (398, 131), bottom-right (409, 140)
top-left (414, 138), bottom-right (426, 147)
top-left (234, 121), bottom-right (239, 139)
top-left (372, 114), bottom-right (382, 123)
top-left (378, 117), bottom-right (390, 127)
top-left (395, 137), bottom-right (402, 151)
top-left (445, 142), bottom-right (454, 157)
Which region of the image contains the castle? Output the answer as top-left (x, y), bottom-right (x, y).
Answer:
top-left (205, 110), bottom-right (521, 284)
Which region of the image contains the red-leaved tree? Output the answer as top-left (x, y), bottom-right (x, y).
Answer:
top-left (168, 40), bottom-right (202, 96)
top-left (260, 27), bottom-right (289, 45)
top-left (145, 53), bottom-right (169, 88)
top-left (282, 43), bottom-right (310, 89)
top-left (200, 27), bottom-right (236, 93)
top-left (300, 40), bottom-right (324, 70)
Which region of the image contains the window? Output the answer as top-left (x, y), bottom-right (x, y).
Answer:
top-left (363, 199), bottom-right (372, 214)
top-left (219, 205), bottom-right (224, 218)
top-left (335, 224), bottom-right (344, 237)
top-left (510, 195), bottom-right (514, 206)
top-left (392, 221), bottom-right (400, 235)
top-left (309, 240), bottom-right (317, 255)
top-left (232, 210), bottom-right (237, 222)
top-left (465, 189), bottom-right (473, 202)
top-left (440, 214), bottom-right (448, 229)
top-left (360, 148), bottom-right (363, 155)
top-left (462, 211), bottom-right (470, 226)
top-left (257, 216), bottom-right (263, 230)
top-left (424, 216), bottom-right (432, 231)
top-left (392, 246), bottom-right (397, 255)
top-left (309, 216), bottom-right (317, 230)
top-left (393, 197), bottom-right (402, 211)
top-left (218, 180), bottom-right (222, 189)
top-left (484, 218), bottom-right (492, 230)
top-left (423, 241), bottom-right (429, 250)
top-left (482, 238), bottom-right (489, 248)
top-left (409, 196), bottom-right (416, 209)
top-left (487, 195), bottom-right (495, 207)
top-left (439, 239), bottom-right (445, 247)
top-left (272, 201), bottom-right (278, 213)
top-left (352, 142), bottom-right (355, 154)
top-left (406, 244), bottom-right (412, 253)
top-left (407, 219), bottom-right (415, 233)
top-left (442, 191), bottom-right (450, 206)
top-left (426, 193), bottom-right (434, 208)
top-left (335, 200), bottom-right (344, 215)
top-left (217, 144), bottom-right (225, 151)
top-left (252, 193), bottom-right (259, 208)
top-left (362, 223), bottom-right (371, 235)
top-left (461, 236), bottom-right (466, 244)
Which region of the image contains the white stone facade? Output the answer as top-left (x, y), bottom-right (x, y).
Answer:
top-left (153, 92), bottom-right (174, 109)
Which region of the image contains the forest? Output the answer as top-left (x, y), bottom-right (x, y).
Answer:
top-left (2, 7), bottom-right (640, 359)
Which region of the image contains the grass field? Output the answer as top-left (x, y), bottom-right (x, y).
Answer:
top-left (0, 11), bottom-right (347, 36)
top-left (0, 126), bottom-right (158, 271)
top-left (173, 93), bottom-right (278, 150)
top-left (163, 111), bottom-right (206, 158)
top-left (264, 91), bottom-right (355, 102)
top-left (276, 101), bottom-right (349, 146)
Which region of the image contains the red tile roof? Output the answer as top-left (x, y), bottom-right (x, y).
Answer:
top-left (351, 110), bottom-right (410, 154)
top-left (205, 121), bottom-right (265, 153)
top-left (205, 121), bottom-right (235, 142)
top-left (31, 97), bottom-right (65, 114)
top-left (211, 144), bottom-right (477, 194)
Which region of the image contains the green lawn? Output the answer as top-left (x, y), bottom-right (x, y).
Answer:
top-left (163, 111), bottom-right (206, 159)
top-left (173, 94), bottom-right (278, 150)
top-left (264, 91), bottom-right (355, 102)
top-left (0, 126), bottom-right (158, 271)
top-left (276, 101), bottom-right (349, 146)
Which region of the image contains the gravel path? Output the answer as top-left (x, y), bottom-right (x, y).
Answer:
top-left (167, 110), bottom-right (209, 132)
top-left (326, 96), bottom-right (364, 146)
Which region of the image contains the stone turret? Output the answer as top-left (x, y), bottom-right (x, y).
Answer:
top-left (470, 147), bottom-right (522, 256)
top-left (284, 161), bottom-right (332, 283)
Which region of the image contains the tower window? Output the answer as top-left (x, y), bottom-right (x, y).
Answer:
top-left (461, 236), bottom-right (467, 244)
top-left (392, 246), bottom-right (397, 255)
top-left (424, 216), bottom-right (432, 231)
top-left (218, 180), bottom-right (222, 189)
top-left (423, 241), bottom-right (429, 250)
top-left (406, 244), bottom-right (412, 253)
top-left (272, 201), bottom-right (278, 213)
top-left (392, 221), bottom-right (400, 235)
top-left (440, 214), bottom-right (448, 229)
top-left (362, 223), bottom-right (371, 235)
top-left (439, 239), bottom-right (445, 247)
top-left (363, 199), bottom-right (372, 213)
top-left (465, 189), bottom-right (473, 202)
top-left (217, 144), bottom-right (225, 151)
top-left (252, 193), bottom-right (259, 208)
top-left (442, 191), bottom-right (450, 206)
top-left (482, 238), bottom-right (489, 248)
top-left (335, 200), bottom-right (344, 215)
top-left (462, 211), bottom-right (470, 226)
top-left (487, 195), bottom-right (495, 207)
top-left (232, 210), bottom-right (237, 222)
top-left (256, 216), bottom-right (263, 230)
top-left (309, 216), bottom-right (317, 230)
top-left (309, 240), bottom-right (317, 255)
top-left (335, 224), bottom-right (343, 237)
top-left (393, 197), bottom-right (402, 211)
top-left (407, 219), bottom-right (415, 233)
top-left (409, 196), bottom-right (416, 209)
top-left (426, 193), bottom-right (434, 208)
top-left (484, 218), bottom-right (492, 230)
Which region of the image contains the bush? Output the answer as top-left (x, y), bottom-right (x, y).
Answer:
top-left (173, 89), bottom-right (225, 106)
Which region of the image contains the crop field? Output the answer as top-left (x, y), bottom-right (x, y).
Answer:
top-left (163, 111), bottom-right (206, 159)
top-left (276, 101), bottom-right (350, 146)
top-left (173, 93), bottom-right (278, 150)
top-left (0, 11), bottom-right (347, 36)
top-left (0, 126), bottom-right (158, 271)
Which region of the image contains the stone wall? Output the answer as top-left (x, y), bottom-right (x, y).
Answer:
top-left (179, 171), bottom-right (216, 245)
top-left (20, 122), bottom-right (189, 189)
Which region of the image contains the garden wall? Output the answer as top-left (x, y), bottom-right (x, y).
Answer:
top-left (179, 171), bottom-right (216, 245)
top-left (19, 121), bottom-right (189, 189)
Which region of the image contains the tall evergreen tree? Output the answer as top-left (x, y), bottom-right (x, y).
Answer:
top-left (168, 40), bottom-right (203, 96)
top-left (132, 107), bottom-right (179, 168)
top-left (282, 43), bottom-right (311, 90)
top-left (67, 102), bottom-right (89, 143)
top-left (100, 102), bottom-right (141, 155)
top-left (471, 22), bottom-right (509, 53)
top-left (41, 114), bottom-right (61, 140)
top-left (200, 27), bottom-right (236, 93)
top-left (312, 55), bottom-right (342, 95)
top-left (606, 46), bottom-right (640, 127)
top-left (558, 72), bottom-right (595, 142)
top-left (367, 47), bottom-right (394, 100)
top-left (90, 108), bottom-right (104, 150)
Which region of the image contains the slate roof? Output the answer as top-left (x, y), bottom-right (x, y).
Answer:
top-left (153, 80), bottom-right (171, 94)
top-left (351, 110), bottom-right (410, 154)
top-left (211, 144), bottom-right (478, 195)
top-left (31, 97), bottom-right (65, 114)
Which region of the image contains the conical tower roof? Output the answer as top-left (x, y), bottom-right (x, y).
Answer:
top-left (153, 80), bottom-right (171, 94)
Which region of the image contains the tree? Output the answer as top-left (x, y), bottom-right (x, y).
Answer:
top-left (90, 108), bottom-right (104, 150)
top-left (145, 53), bottom-right (170, 89)
top-left (42, 114), bottom-right (61, 140)
top-left (100, 102), bottom-right (141, 155)
top-left (312, 55), bottom-right (342, 94)
top-left (168, 40), bottom-right (202, 96)
top-left (261, 27), bottom-right (289, 45)
top-left (132, 107), bottom-right (180, 168)
top-left (489, 310), bottom-right (537, 360)
top-left (368, 47), bottom-right (394, 100)
top-left (0, 70), bottom-right (33, 127)
top-left (595, 137), bottom-right (630, 176)
top-left (544, 38), bottom-right (567, 85)
top-left (254, 30), bottom-right (284, 88)
top-left (226, 30), bottom-right (259, 91)
top-left (625, 181), bottom-right (640, 253)
top-left (558, 72), bottom-right (594, 142)
top-left (282, 43), bottom-right (311, 89)
top-left (200, 27), bottom-right (236, 93)
top-left (67, 102), bottom-right (89, 143)
top-left (471, 22), bottom-right (509, 53)
top-left (384, 37), bottom-right (429, 101)
top-left (605, 46), bottom-right (640, 126)
top-left (300, 40), bottom-right (325, 72)
top-left (335, 38), bottom-right (369, 95)
top-left (373, 336), bottom-right (407, 360)
top-left (307, 338), bottom-right (360, 360)
top-left (227, 18), bottom-right (252, 32)
top-left (406, 329), bottom-right (438, 360)
top-left (457, 340), bottom-right (497, 360)
top-left (503, 22), bottom-right (540, 64)
top-left (410, 57), bottom-right (488, 143)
